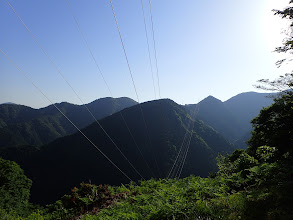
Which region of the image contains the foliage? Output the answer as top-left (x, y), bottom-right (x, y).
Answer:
top-left (273, 0), bottom-right (293, 55)
top-left (45, 183), bottom-right (125, 220)
top-left (80, 91), bottom-right (292, 219)
top-left (256, 0), bottom-right (293, 90)
top-left (0, 157), bottom-right (32, 213)
top-left (79, 176), bottom-right (249, 220)
top-left (248, 93), bottom-right (293, 155)
top-left (0, 209), bottom-right (45, 220)
top-left (256, 73), bottom-right (293, 93)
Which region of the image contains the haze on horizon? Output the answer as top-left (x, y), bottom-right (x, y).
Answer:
top-left (0, 0), bottom-right (291, 108)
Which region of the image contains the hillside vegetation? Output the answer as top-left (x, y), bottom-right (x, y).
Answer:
top-left (1, 99), bottom-right (233, 204)
top-left (0, 97), bottom-right (137, 148)
top-left (0, 89), bottom-right (292, 219)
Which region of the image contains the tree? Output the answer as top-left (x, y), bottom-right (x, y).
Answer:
top-left (255, 73), bottom-right (293, 94)
top-left (0, 157), bottom-right (32, 212)
top-left (252, 1), bottom-right (293, 156)
top-left (273, 0), bottom-right (293, 55)
top-left (248, 93), bottom-right (293, 156)
top-left (256, 1), bottom-right (293, 93)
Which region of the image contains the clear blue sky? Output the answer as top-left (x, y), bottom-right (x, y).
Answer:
top-left (0, 0), bottom-right (291, 108)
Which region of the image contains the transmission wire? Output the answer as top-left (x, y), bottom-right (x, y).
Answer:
top-left (167, 123), bottom-right (191, 179)
top-left (174, 127), bottom-right (193, 179)
top-left (0, 48), bottom-right (133, 183)
top-left (140, 0), bottom-right (172, 178)
top-left (170, 129), bottom-right (191, 179)
top-left (167, 108), bottom-right (195, 179)
top-left (167, 104), bottom-right (199, 179)
top-left (176, 130), bottom-right (193, 179)
top-left (109, 0), bottom-right (162, 177)
top-left (2, 50), bottom-right (182, 201)
top-left (148, 0), bottom-right (161, 98)
top-left (64, 0), bottom-right (156, 179)
top-left (5, 0), bottom-right (145, 181)
top-left (175, 106), bottom-right (200, 179)
top-left (64, 0), bottom-right (111, 94)
top-left (139, 0), bottom-right (156, 99)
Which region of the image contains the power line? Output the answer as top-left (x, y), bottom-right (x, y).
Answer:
top-left (175, 106), bottom-right (200, 179)
top-left (167, 117), bottom-right (190, 179)
top-left (174, 123), bottom-right (194, 179)
top-left (167, 105), bottom-right (199, 179)
top-left (64, 0), bottom-right (155, 179)
top-left (109, 0), bottom-right (162, 177)
top-left (139, 0), bottom-right (156, 99)
top-left (64, 0), bottom-right (111, 94)
top-left (148, 0), bottom-right (161, 99)
top-left (0, 48), bottom-right (133, 183)
top-left (167, 110), bottom-right (195, 179)
top-left (167, 128), bottom-right (190, 179)
top-left (5, 0), bottom-right (145, 181)
top-left (139, 0), bottom-right (172, 178)
top-left (109, 0), bottom-right (141, 104)
top-left (176, 130), bottom-right (193, 179)
top-left (172, 134), bottom-right (190, 179)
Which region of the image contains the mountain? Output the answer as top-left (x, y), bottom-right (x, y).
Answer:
top-left (185, 96), bottom-right (245, 142)
top-left (0, 97), bottom-right (137, 148)
top-left (223, 92), bottom-right (274, 132)
top-left (185, 92), bottom-right (274, 147)
top-left (1, 99), bottom-right (233, 204)
top-left (1, 102), bottom-right (16, 105)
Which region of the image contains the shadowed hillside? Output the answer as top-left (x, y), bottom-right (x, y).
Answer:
top-left (185, 92), bottom-right (274, 147)
top-left (1, 99), bottom-right (233, 204)
top-left (0, 97), bottom-right (137, 148)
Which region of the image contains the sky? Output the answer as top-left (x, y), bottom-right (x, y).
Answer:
top-left (0, 0), bottom-right (292, 108)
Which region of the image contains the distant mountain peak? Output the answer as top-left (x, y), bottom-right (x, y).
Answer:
top-left (142, 98), bottom-right (176, 105)
top-left (1, 102), bottom-right (16, 105)
top-left (88, 97), bottom-right (137, 105)
top-left (224, 91), bottom-right (274, 103)
top-left (199, 95), bottom-right (223, 105)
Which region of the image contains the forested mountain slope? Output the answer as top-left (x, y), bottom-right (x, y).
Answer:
top-left (1, 99), bottom-right (233, 204)
top-left (185, 92), bottom-right (274, 147)
top-left (186, 96), bottom-right (245, 142)
top-left (0, 97), bottom-right (137, 148)
top-left (1, 91), bottom-right (292, 219)
top-left (224, 92), bottom-right (274, 131)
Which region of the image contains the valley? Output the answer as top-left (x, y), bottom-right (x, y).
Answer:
top-left (0, 92), bottom-right (273, 204)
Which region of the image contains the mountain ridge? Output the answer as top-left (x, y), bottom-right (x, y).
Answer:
top-left (0, 92), bottom-right (275, 150)
top-left (185, 92), bottom-right (274, 147)
top-left (1, 98), bottom-right (233, 204)
top-left (0, 97), bottom-right (137, 148)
